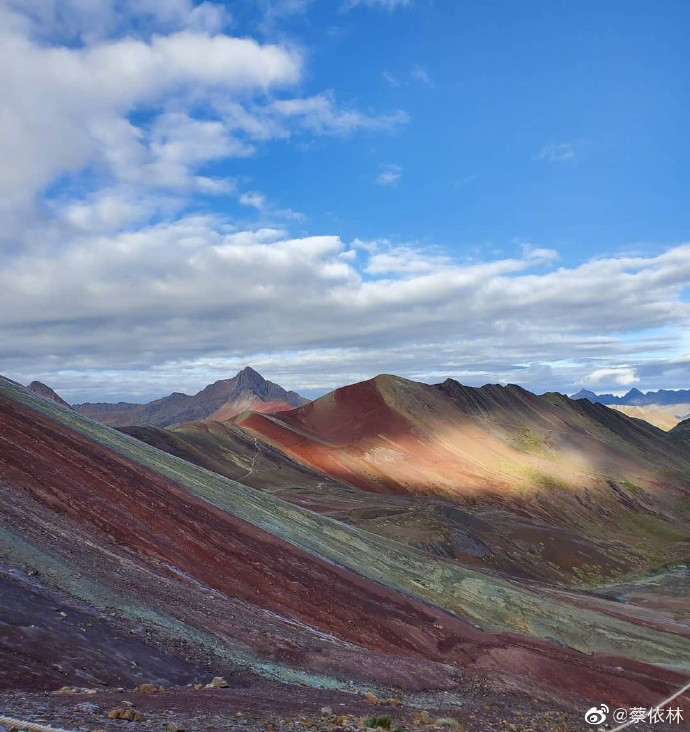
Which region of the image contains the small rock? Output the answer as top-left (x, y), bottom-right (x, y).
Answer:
top-left (206, 676), bottom-right (229, 689)
top-left (136, 683), bottom-right (156, 693)
top-left (74, 702), bottom-right (99, 714)
top-left (56, 686), bottom-right (78, 694)
top-left (364, 692), bottom-right (378, 704)
top-left (193, 683), bottom-right (203, 691)
top-left (321, 707), bottom-right (334, 717)
top-left (419, 710), bottom-right (431, 724)
top-left (166, 723), bottom-right (186, 732)
top-left (107, 707), bottom-right (146, 722)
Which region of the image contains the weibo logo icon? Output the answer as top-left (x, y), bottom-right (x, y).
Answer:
top-left (584, 704), bottom-right (609, 725)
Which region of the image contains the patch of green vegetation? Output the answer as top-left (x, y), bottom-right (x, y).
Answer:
top-left (619, 511), bottom-right (689, 543)
top-left (509, 427), bottom-right (549, 455)
top-left (571, 563), bottom-right (608, 587)
top-left (366, 716), bottom-right (395, 730)
top-left (435, 718), bottom-right (463, 729)
top-left (621, 480), bottom-right (644, 495)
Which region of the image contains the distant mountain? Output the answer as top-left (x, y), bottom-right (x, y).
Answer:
top-left (571, 386), bottom-right (690, 407)
top-left (73, 367), bottom-right (308, 428)
top-left (236, 374), bottom-right (690, 503)
top-left (27, 380), bottom-right (72, 409)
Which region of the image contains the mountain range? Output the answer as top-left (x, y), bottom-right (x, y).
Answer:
top-left (572, 386), bottom-right (690, 406)
top-left (72, 366), bottom-right (307, 427)
top-left (2, 370), bottom-right (689, 728)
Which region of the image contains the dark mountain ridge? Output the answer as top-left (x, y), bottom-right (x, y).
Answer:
top-left (73, 367), bottom-right (308, 428)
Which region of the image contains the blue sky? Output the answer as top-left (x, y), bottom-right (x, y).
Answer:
top-left (0, 0), bottom-right (689, 401)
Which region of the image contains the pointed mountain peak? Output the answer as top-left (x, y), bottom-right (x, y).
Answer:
top-left (235, 366), bottom-right (265, 386)
top-left (570, 388), bottom-right (598, 400)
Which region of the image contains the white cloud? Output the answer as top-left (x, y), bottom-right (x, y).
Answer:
top-left (0, 1), bottom-right (406, 234)
top-left (376, 164), bottom-right (403, 186)
top-left (410, 65), bottom-right (433, 87)
top-left (271, 93), bottom-right (408, 135)
top-left (383, 66), bottom-right (433, 88)
top-left (257, 0), bottom-right (311, 29)
top-left (2, 207), bottom-right (690, 399)
top-left (382, 71), bottom-right (400, 87)
top-left (536, 142), bottom-right (576, 163)
top-left (239, 192), bottom-right (267, 210)
top-left (5, 0), bottom-right (229, 42)
top-left (520, 242), bottom-right (559, 265)
top-left (0, 23), bottom-right (301, 213)
top-left (583, 366), bottom-right (640, 388)
top-left (365, 246), bottom-right (450, 275)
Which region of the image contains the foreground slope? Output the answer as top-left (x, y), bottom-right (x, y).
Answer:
top-left (1, 373), bottom-right (690, 718)
top-left (73, 367), bottom-right (307, 427)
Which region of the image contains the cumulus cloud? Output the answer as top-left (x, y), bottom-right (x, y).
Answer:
top-left (583, 366), bottom-right (640, 388)
top-left (0, 0), bottom-right (404, 234)
top-left (0, 24), bottom-right (300, 215)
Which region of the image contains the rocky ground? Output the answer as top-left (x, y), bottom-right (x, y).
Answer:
top-left (0, 680), bottom-right (647, 732)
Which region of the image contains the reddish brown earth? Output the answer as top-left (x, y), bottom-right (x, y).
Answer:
top-left (235, 375), bottom-right (690, 524)
top-left (2, 388), bottom-right (690, 715)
